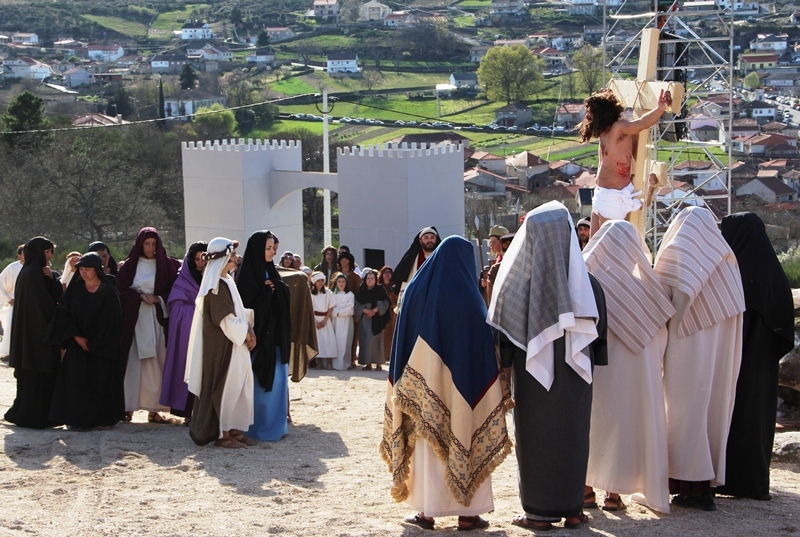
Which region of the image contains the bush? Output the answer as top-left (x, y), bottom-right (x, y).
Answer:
top-left (778, 245), bottom-right (800, 287)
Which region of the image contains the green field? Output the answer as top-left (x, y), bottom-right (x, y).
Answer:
top-left (279, 94), bottom-right (487, 122)
top-left (82, 15), bottom-right (148, 38)
top-left (271, 77), bottom-right (318, 96)
top-left (453, 16), bottom-right (476, 27)
top-left (456, 0), bottom-right (491, 6)
top-left (149, 3), bottom-right (211, 38)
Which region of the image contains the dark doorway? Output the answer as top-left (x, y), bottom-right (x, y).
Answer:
top-left (364, 248), bottom-right (385, 270)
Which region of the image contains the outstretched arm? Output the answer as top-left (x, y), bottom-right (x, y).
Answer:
top-left (617, 89), bottom-right (672, 135)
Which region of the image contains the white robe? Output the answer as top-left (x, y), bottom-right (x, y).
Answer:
top-left (217, 277), bottom-right (255, 435)
top-left (587, 327), bottom-right (670, 513)
top-left (124, 258), bottom-right (169, 412)
top-left (330, 291), bottom-right (354, 370)
top-left (664, 292), bottom-right (743, 486)
top-left (312, 290), bottom-right (337, 359)
top-left (0, 260), bottom-right (22, 357)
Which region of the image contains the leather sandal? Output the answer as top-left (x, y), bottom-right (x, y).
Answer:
top-left (564, 512), bottom-right (589, 529)
top-left (404, 513), bottom-right (434, 530)
top-left (602, 496), bottom-right (626, 512)
top-left (457, 516), bottom-right (489, 531)
top-left (512, 514), bottom-right (553, 531)
top-left (584, 490), bottom-right (598, 509)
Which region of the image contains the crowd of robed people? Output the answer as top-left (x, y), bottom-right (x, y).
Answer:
top-left (0, 204), bottom-right (793, 532)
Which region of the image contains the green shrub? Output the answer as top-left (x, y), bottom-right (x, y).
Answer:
top-left (778, 245), bottom-right (800, 287)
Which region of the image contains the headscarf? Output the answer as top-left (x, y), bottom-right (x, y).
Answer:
top-left (74, 252), bottom-right (106, 283)
top-left (721, 212), bottom-right (794, 353)
top-left (337, 251), bottom-right (356, 273)
top-left (391, 226), bottom-right (442, 293)
top-left (654, 207), bottom-right (745, 338)
top-left (356, 268), bottom-right (391, 336)
top-left (23, 236), bottom-right (55, 268)
top-left (236, 230), bottom-right (291, 391)
top-left (185, 241), bottom-right (208, 286)
top-left (382, 236), bottom-right (512, 506)
top-left (88, 241), bottom-right (118, 275)
top-left (185, 237), bottom-right (237, 396)
top-left (583, 220), bottom-right (676, 354)
top-left (379, 265), bottom-right (394, 296)
top-left (310, 272), bottom-right (326, 286)
top-left (487, 201), bottom-right (599, 390)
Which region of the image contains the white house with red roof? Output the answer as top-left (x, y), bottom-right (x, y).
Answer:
top-left (88, 44), bottom-right (125, 62)
top-left (2, 56), bottom-right (53, 80)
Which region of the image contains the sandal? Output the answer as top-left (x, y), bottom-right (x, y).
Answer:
top-left (602, 495), bottom-right (626, 512)
top-left (404, 513), bottom-right (434, 530)
top-left (230, 432), bottom-right (257, 446)
top-left (584, 490), bottom-right (598, 509)
top-left (362, 365), bottom-right (373, 371)
top-left (511, 514), bottom-right (553, 531)
top-left (457, 515), bottom-right (489, 531)
top-left (214, 437), bottom-right (246, 449)
top-left (148, 412), bottom-right (178, 424)
top-left (564, 513), bottom-right (589, 529)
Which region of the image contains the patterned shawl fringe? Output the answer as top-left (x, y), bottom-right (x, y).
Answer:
top-left (379, 366), bottom-right (513, 506)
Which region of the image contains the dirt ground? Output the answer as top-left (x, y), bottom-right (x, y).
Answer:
top-left (0, 365), bottom-right (799, 537)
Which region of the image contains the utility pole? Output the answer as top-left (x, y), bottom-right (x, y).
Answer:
top-left (323, 88), bottom-right (332, 248)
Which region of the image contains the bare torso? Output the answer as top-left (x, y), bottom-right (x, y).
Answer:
top-left (596, 123), bottom-right (637, 190)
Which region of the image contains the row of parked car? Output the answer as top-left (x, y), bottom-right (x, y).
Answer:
top-left (281, 114), bottom-right (570, 134)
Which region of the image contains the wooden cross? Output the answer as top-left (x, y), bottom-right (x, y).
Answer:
top-left (607, 28), bottom-right (685, 231)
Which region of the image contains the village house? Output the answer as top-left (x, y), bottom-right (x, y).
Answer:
top-left (360, 0), bottom-right (391, 21)
top-left (384, 12), bottom-right (414, 27)
top-left (737, 176), bottom-right (797, 203)
top-left (749, 33), bottom-right (788, 53)
top-left (246, 52), bottom-right (275, 68)
top-left (186, 43), bottom-right (233, 61)
top-left (737, 53), bottom-right (778, 73)
top-left (449, 72), bottom-right (479, 90)
top-left (528, 33), bottom-right (550, 46)
top-left (63, 66), bottom-right (94, 88)
top-left (531, 47), bottom-right (566, 71)
top-left (151, 54), bottom-right (192, 73)
top-left (313, 0), bottom-right (340, 18)
top-left (326, 52), bottom-right (358, 74)
top-left (567, 0), bottom-right (596, 16)
top-left (506, 151), bottom-right (551, 189)
top-left (87, 44), bottom-right (125, 63)
top-left (265, 27), bottom-right (295, 42)
top-left (388, 132), bottom-right (471, 149)
top-left (550, 160), bottom-right (583, 181)
top-left (762, 71), bottom-right (800, 88)
top-left (745, 99), bottom-right (778, 123)
top-left (11, 32), bottom-right (38, 45)
top-left (555, 103), bottom-right (585, 128)
top-left (72, 113), bottom-right (128, 127)
top-left (551, 34), bottom-right (584, 50)
top-left (734, 132), bottom-right (797, 156)
top-left (115, 55), bottom-right (140, 68)
top-left (494, 102), bottom-right (532, 127)
top-left (690, 95), bottom-right (743, 118)
top-left (490, 0), bottom-right (526, 15)
top-left (2, 57), bottom-right (52, 80)
top-left (164, 89), bottom-right (226, 120)
top-left (469, 46), bottom-right (491, 62)
top-left (181, 21), bottom-right (213, 40)
top-left (471, 150), bottom-right (507, 174)
top-left (715, 0), bottom-right (760, 11)
top-left (583, 26), bottom-right (604, 44)
top-left (762, 121), bottom-right (797, 137)
top-left (673, 160), bottom-right (727, 190)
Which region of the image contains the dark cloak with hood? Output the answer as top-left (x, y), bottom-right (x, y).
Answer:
top-left (4, 236), bottom-right (63, 429)
top-left (716, 213), bottom-right (795, 499)
top-left (48, 253), bottom-right (125, 429)
top-left (115, 228), bottom-right (180, 368)
top-left (236, 231), bottom-right (291, 392)
top-left (88, 241), bottom-right (118, 276)
top-left (391, 226), bottom-right (441, 294)
top-left (356, 272), bottom-right (391, 336)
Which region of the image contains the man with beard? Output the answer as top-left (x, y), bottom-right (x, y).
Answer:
top-left (576, 218), bottom-right (591, 250)
top-left (391, 227), bottom-right (442, 312)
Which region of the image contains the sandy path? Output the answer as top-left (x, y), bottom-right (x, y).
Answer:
top-left (0, 366), bottom-right (798, 536)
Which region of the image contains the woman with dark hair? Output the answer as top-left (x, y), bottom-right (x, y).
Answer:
top-left (716, 213), bottom-right (795, 500)
top-left (338, 252), bottom-right (361, 367)
top-left (4, 237), bottom-right (63, 429)
top-left (116, 227), bottom-right (181, 423)
top-left (48, 253), bottom-right (124, 430)
top-left (88, 241), bottom-right (118, 279)
top-left (160, 241), bottom-right (208, 420)
top-left (379, 266), bottom-right (398, 364)
top-left (236, 230), bottom-right (291, 441)
top-left (355, 268), bottom-right (390, 372)
top-left (279, 251), bottom-right (295, 269)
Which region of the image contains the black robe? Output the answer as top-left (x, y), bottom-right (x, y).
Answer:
top-left (717, 213), bottom-right (794, 499)
top-left (4, 263), bottom-right (63, 429)
top-left (500, 274), bottom-right (607, 519)
top-left (48, 280), bottom-right (124, 429)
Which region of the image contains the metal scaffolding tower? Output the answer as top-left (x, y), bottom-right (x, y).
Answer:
top-left (603, 0), bottom-right (736, 246)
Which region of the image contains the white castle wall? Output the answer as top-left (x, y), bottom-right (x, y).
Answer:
top-left (337, 143), bottom-right (464, 269)
top-left (181, 139), bottom-right (305, 256)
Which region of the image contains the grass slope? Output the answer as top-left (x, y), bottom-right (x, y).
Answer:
top-left (81, 15), bottom-right (148, 38)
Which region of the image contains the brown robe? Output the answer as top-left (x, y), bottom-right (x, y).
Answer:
top-left (189, 283), bottom-right (235, 446)
top-left (277, 267), bottom-right (319, 382)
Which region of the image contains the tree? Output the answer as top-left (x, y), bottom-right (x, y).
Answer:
top-left (361, 69), bottom-right (383, 91)
top-left (179, 64), bottom-right (198, 90)
top-left (564, 70), bottom-right (577, 100)
top-left (158, 78), bottom-right (165, 120)
top-left (743, 72), bottom-right (760, 90)
top-left (477, 45), bottom-right (544, 104)
top-left (257, 30), bottom-right (270, 48)
top-left (106, 85), bottom-right (134, 118)
top-left (192, 103), bottom-right (238, 139)
top-left (295, 42), bottom-right (319, 68)
top-left (1, 90), bottom-right (50, 146)
top-left (572, 45), bottom-right (604, 95)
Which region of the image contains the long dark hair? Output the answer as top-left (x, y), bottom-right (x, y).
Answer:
top-left (579, 88), bottom-right (624, 143)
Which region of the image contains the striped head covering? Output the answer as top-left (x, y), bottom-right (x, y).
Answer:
top-left (583, 220), bottom-right (676, 354)
top-left (488, 201), bottom-right (598, 390)
top-left (654, 207), bottom-right (745, 338)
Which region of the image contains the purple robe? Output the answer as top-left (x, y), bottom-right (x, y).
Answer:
top-left (159, 255), bottom-right (198, 412)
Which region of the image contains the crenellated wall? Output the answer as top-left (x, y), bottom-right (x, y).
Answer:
top-left (181, 139), bottom-right (464, 267)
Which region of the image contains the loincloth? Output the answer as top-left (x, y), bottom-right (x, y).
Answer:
top-left (592, 183), bottom-right (642, 221)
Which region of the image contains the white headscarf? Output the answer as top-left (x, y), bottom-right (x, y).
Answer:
top-left (185, 237), bottom-right (237, 396)
top-left (488, 201), bottom-right (598, 390)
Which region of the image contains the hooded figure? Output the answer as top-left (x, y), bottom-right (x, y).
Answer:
top-left (381, 236), bottom-right (513, 531)
top-left (236, 230), bottom-right (291, 442)
top-left (185, 238), bottom-right (255, 447)
top-left (5, 236), bottom-right (63, 429)
top-left (116, 227), bottom-right (180, 421)
top-left (355, 268), bottom-right (391, 371)
top-left (88, 241), bottom-right (118, 276)
top-left (716, 213), bottom-right (794, 500)
top-left (160, 241), bottom-right (208, 417)
top-left (391, 226), bottom-right (442, 299)
top-left (48, 252), bottom-right (124, 429)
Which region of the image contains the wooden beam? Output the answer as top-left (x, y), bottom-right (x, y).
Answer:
top-left (608, 79), bottom-right (684, 114)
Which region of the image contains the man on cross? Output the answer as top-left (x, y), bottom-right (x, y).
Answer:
top-left (579, 88), bottom-right (672, 235)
